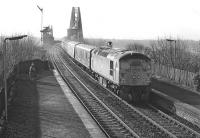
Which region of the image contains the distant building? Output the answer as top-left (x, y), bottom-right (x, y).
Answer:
top-left (41, 26), bottom-right (54, 45)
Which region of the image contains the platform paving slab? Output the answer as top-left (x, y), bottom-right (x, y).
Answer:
top-left (0, 70), bottom-right (105, 138)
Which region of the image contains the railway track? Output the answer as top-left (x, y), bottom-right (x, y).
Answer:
top-left (49, 45), bottom-right (200, 138)
top-left (50, 49), bottom-right (139, 138)
top-left (135, 104), bottom-right (200, 137)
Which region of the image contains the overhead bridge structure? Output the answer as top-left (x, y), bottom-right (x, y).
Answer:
top-left (67, 7), bottom-right (83, 42)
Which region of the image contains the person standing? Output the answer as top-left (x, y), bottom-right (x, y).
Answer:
top-left (29, 62), bottom-right (36, 81)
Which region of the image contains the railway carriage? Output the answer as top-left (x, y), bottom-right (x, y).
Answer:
top-left (74, 44), bottom-right (95, 69)
top-left (62, 41), bottom-right (80, 58)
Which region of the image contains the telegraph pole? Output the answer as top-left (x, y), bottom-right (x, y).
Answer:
top-left (166, 38), bottom-right (176, 80)
top-left (37, 5), bottom-right (43, 45)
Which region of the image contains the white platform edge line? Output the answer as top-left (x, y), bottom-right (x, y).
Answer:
top-left (53, 69), bottom-right (106, 138)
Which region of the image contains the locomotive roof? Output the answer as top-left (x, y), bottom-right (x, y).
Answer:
top-left (93, 46), bottom-right (150, 61)
top-left (93, 46), bottom-right (127, 56)
top-left (76, 43), bottom-right (96, 51)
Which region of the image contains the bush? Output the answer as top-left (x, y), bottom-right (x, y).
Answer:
top-left (150, 38), bottom-right (200, 73)
top-left (0, 35), bottom-right (47, 77)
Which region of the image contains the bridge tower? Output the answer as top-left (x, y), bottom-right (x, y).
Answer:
top-left (67, 7), bottom-right (83, 41)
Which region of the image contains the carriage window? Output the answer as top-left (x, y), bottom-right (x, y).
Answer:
top-left (110, 61), bottom-right (113, 76)
top-left (110, 61), bottom-right (113, 69)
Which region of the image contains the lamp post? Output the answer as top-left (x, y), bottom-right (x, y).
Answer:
top-left (166, 39), bottom-right (176, 62)
top-left (166, 39), bottom-right (176, 80)
top-left (37, 5), bottom-right (43, 45)
top-left (3, 35), bottom-right (27, 121)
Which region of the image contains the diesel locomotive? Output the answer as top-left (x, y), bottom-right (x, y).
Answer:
top-left (62, 41), bottom-right (152, 103)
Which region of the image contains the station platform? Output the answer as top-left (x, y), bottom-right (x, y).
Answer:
top-left (150, 78), bottom-right (200, 127)
top-left (0, 70), bottom-right (106, 138)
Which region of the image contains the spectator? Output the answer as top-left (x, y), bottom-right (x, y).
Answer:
top-left (29, 62), bottom-right (37, 81)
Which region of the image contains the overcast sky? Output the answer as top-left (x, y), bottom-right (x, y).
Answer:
top-left (1, 0), bottom-right (200, 40)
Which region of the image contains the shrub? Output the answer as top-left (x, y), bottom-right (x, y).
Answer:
top-left (0, 35), bottom-right (47, 76)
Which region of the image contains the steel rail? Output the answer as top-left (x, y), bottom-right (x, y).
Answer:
top-left (56, 44), bottom-right (200, 137)
top-left (54, 45), bottom-right (179, 138)
top-left (50, 51), bottom-right (140, 138)
top-left (57, 46), bottom-right (178, 137)
top-left (57, 45), bottom-right (200, 137)
top-left (49, 52), bottom-right (112, 138)
top-left (149, 99), bottom-right (200, 137)
top-left (52, 55), bottom-right (139, 137)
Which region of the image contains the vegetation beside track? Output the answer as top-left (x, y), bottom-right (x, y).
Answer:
top-left (0, 35), bottom-right (47, 77)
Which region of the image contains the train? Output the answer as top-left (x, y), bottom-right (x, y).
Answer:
top-left (61, 41), bottom-right (152, 103)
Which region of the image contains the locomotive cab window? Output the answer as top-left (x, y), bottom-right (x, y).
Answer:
top-left (110, 60), bottom-right (113, 76)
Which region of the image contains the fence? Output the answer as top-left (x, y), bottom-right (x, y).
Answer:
top-left (152, 63), bottom-right (196, 89)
